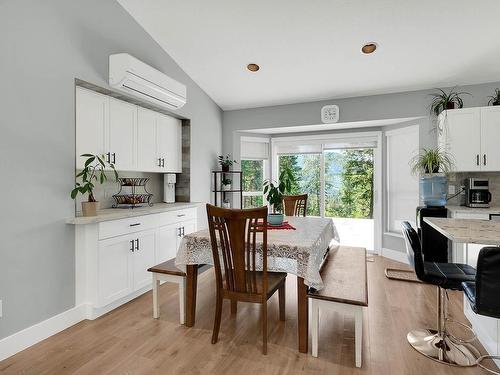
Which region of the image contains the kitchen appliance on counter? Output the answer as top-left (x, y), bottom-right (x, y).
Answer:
top-left (416, 206), bottom-right (449, 262)
top-left (464, 178), bottom-right (492, 208)
top-left (164, 173), bottom-right (176, 203)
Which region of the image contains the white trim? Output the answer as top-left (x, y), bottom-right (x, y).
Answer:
top-left (384, 231), bottom-right (404, 239)
top-left (381, 248), bottom-right (409, 264)
top-left (240, 135), bottom-right (270, 143)
top-left (0, 304), bottom-right (86, 362)
top-left (385, 124), bottom-right (420, 137)
top-left (271, 130), bottom-right (382, 144)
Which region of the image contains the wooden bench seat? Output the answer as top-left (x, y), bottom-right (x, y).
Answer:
top-left (308, 246), bottom-right (368, 367)
top-left (148, 258), bottom-right (186, 277)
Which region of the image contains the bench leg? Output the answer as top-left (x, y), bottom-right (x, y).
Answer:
top-left (179, 277), bottom-right (186, 325)
top-left (152, 274), bottom-right (160, 319)
top-left (355, 308), bottom-right (362, 367)
top-left (311, 299), bottom-right (319, 358)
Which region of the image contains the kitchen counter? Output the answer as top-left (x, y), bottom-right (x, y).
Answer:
top-left (446, 205), bottom-right (500, 215)
top-left (424, 217), bottom-right (500, 245)
top-left (66, 202), bottom-right (203, 225)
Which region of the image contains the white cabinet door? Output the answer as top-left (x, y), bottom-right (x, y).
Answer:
top-left (176, 220), bottom-right (197, 249)
top-left (133, 230), bottom-right (156, 291)
top-left (98, 235), bottom-right (134, 307)
top-left (137, 108), bottom-right (161, 172)
top-left (481, 106), bottom-right (500, 172)
top-left (157, 113), bottom-right (182, 173)
top-left (108, 98), bottom-right (137, 171)
top-left (76, 87), bottom-right (107, 169)
top-left (157, 224), bottom-right (179, 263)
top-left (440, 108), bottom-right (481, 172)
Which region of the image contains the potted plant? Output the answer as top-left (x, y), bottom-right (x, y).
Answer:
top-left (221, 177), bottom-right (232, 191)
top-left (71, 154), bottom-right (118, 216)
top-left (488, 88), bottom-right (500, 106)
top-left (218, 154), bottom-right (237, 172)
top-left (410, 148), bottom-right (454, 207)
top-left (263, 166), bottom-right (295, 225)
top-left (430, 87), bottom-right (470, 116)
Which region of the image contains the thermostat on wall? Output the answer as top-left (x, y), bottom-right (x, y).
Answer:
top-left (321, 104), bottom-right (339, 124)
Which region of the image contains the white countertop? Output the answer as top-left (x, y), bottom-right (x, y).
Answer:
top-left (67, 202), bottom-right (203, 225)
top-left (446, 205), bottom-right (500, 215)
top-left (424, 217), bottom-right (500, 245)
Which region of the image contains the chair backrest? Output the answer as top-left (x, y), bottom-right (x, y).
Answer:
top-left (475, 247), bottom-right (500, 319)
top-left (401, 221), bottom-right (426, 280)
top-left (283, 194), bottom-right (308, 217)
top-left (206, 204), bottom-right (268, 298)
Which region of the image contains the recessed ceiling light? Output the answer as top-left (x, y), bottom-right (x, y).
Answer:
top-left (361, 42), bottom-right (378, 54)
top-left (247, 63), bottom-right (260, 72)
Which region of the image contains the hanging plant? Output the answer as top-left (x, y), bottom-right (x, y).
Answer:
top-left (429, 87), bottom-right (470, 116)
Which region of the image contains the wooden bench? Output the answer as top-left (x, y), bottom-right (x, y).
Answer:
top-left (308, 246), bottom-right (368, 367)
top-left (148, 259), bottom-right (187, 324)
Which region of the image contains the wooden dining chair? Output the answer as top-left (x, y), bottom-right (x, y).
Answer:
top-left (206, 204), bottom-right (287, 354)
top-left (283, 194), bottom-right (308, 217)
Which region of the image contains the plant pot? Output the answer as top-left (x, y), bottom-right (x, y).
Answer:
top-left (268, 213), bottom-right (284, 226)
top-left (82, 201), bottom-right (99, 217)
top-left (222, 184), bottom-right (231, 191)
top-left (221, 165), bottom-right (230, 172)
top-left (445, 102), bottom-right (455, 110)
top-left (419, 174), bottom-right (448, 207)
top-left (492, 101), bottom-right (500, 106)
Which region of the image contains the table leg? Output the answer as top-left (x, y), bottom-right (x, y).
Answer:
top-left (297, 276), bottom-right (308, 353)
top-left (185, 264), bottom-right (198, 327)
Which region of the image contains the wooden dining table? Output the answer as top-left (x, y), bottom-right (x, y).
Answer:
top-left (175, 216), bottom-right (339, 353)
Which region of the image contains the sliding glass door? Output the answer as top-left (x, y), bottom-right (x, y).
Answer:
top-left (274, 134), bottom-right (380, 251)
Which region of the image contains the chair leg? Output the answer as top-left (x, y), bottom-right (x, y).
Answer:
top-left (212, 292), bottom-right (223, 344)
top-left (262, 301), bottom-right (268, 355)
top-left (231, 300), bottom-right (237, 315)
top-left (152, 274), bottom-right (160, 319)
top-left (278, 283), bottom-right (286, 321)
top-left (311, 299), bottom-right (319, 358)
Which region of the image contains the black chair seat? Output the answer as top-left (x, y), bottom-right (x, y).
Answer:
top-left (423, 262), bottom-right (476, 290)
top-left (462, 281), bottom-right (476, 307)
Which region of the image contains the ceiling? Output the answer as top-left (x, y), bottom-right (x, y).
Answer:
top-left (118, 0), bottom-right (500, 111)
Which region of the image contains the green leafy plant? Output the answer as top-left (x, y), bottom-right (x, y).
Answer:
top-left (222, 177), bottom-right (232, 186)
top-left (429, 87), bottom-right (470, 116)
top-left (218, 154), bottom-right (238, 168)
top-left (263, 166), bottom-right (296, 213)
top-left (488, 88), bottom-right (500, 106)
top-left (410, 148), bottom-right (454, 175)
top-left (70, 154), bottom-right (118, 202)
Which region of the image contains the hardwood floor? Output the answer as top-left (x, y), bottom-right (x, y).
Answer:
top-left (0, 256), bottom-right (489, 374)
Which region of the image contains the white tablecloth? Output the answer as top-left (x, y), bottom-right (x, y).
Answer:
top-left (175, 216), bottom-right (339, 290)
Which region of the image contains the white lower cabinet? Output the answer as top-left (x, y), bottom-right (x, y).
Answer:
top-left (75, 207), bottom-right (198, 319)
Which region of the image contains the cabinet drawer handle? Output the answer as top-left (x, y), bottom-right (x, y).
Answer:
top-left (135, 238), bottom-right (139, 251)
top-left (182, 226), bottom-right (185, 236)
top-left (112, 152), bottom-right (116, 164)
top-left (129, 223), bottom-right (141, 227)
top-left (106, 152), bottom-right (111, 163)
top-left (476, 154), bottom-right (480, 166)
top-left (177, 214), bottom-right (186, 217)
top-left (161, 158), bottom-right (165, 168)
top-left (484, 154), bottom-right (487, 166)
top-left (158, 158), bottom-right (162, 167)
top-left (130, 240), bottom-right (135, 252)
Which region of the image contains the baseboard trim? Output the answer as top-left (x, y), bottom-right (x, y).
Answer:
top-left (381, 248), bottom-right (409, 265)
top-left (0, 304), bottom-right (87, 362)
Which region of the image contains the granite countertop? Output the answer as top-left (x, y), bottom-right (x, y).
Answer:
top-left (446, 205), bottom-right (500, 215)
top-left (424, 217), bottom-right (500, 245)
top-left (67, 202), bottom-right (203, 225)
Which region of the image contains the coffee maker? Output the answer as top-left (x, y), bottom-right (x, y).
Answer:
top-left (464, 178), bottom-right (491, 208)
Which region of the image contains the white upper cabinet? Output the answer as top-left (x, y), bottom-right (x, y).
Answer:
top-left (76, 87), bottom-right (182, 173)
top-left (137, 108), bottom-right (161, 172)
top-left (480, 106), bottom-right (500, 171)
top-left (76, 87), bottom-right (107, 169)
top-left (108, 98), bottom-right (137, 171)
top-left (438, 106), bottom-right (500, 172)
top-left (157, 113), bottom-right (182, 173)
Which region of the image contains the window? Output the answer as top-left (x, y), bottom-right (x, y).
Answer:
top-left (385, 126), bottom-right (420, 234)
top-left (241, 159), bottom-right (265, 208)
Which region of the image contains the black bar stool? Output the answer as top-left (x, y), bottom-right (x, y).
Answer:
top-left (462, 246), bottom-right (500, 374)
top-left (401, 221), bottom-right (479, 366)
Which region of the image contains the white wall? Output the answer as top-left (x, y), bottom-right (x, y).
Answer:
top-left (0, 0), bottom-right (221, 340)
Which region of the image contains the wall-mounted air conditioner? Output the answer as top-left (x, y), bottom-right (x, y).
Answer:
top-left (109, 53), bottom-right (187, 110)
